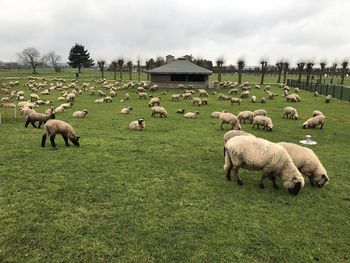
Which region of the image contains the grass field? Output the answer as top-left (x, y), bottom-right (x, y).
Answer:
top-left (0, 73), bottom-right (350, 262)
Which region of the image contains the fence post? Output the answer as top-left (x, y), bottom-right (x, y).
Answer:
top-left (332, 85), bottom-right (335, 98)
top-left (326, 85), bottom-right (329, 95)
top-left (340, 86), bottom-right (343, 100)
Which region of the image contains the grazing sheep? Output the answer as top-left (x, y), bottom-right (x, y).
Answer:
top-left (314, 91), bottom-right (319, 97)
top-left (72, 109), bottom-right (88, 118)
top-left (176, 108), bottom-right (185, 114)
top-left (253, 109), bottom-right (267, 117)
top-left (98, 90), bottom-right (106, 96)
top-left (302, 115), bottom-right (326, 129)
top-left (120, 107), bottom-right (133, 114)
top-left (283, 89), bottom-right (288, 97)
top-left (110, 91), bottom-right (116, 97)
top-left (54, 106), bottom-right (66, 113)
top-left (41, 119), bottom-right (80, 147)
top-left (286, 94), bottom-right (298, 102)
top-left (192, 97), bottom-right (202, 106)
top-left (30, 93), bottom-right (40, 102)
top-left (228, 88), bottom-right (238, 95)
top-left (20, 106), bottom-right (35, 116)
top-left (148, 97), bottom-right (161, 107)
top-left (181, 93), bottom-right (192, 100)
top-left (129, 119), bottom-right (145, 131)
top-left (294, 88), bottom-right (300, 93)
top-left (291, 93), bottom-right (301, 102)
top-left (237, 111), bottom-right (254, 124)
top-left (260, 97), bottom-right (266, 103)
top-left (267, 91), bottom-right (278, 100)
top-left (198, 89), bottom-right (209, 96)
top-left (171, 94), bottom-right (181, 101)
top-left (240, 91), bottom-right (250, 98)
top-left (184, 111), bottom-right (199, 118)
top-left (283, 107), bottom-right (299, 120)
top-left (151, 106), bottom-right (167, 118)
top-left (224, 136), bottom-right (305, 195)
top-left (312, 110), bottom-right (323, 117)
top-left (278, 142), bottom-right (329, 187)
top-left (66, 92), bottom-right (76, 102)
top-left (138, 92), bottom-right (148, 99)
top-left (25, 112), bottom-right (56, 128)
top-left (251, 95), bottom-right (256, 103)
top-left (103, 96), bottom-right (113, 103)
top-left (95, 98), bottom-right (104, 104)
top-left (44, 106), bottom-right (54, 115)
top-left (230, 97), bottom-right (241, 105)
top-left (219, 113), bottom-right (241, 130)
top-left (1, 102), bottom-right (16, 108)
top-left (325, 95), bottom-right (332, 103)
top-left (217, 93), bottom-right (230, 100)
top-left (253, 116), bottom-right (273, 131)
top-left (254, 85), bottom-right (261, 89)
top-left (211, 110), bottom-right (227, 118)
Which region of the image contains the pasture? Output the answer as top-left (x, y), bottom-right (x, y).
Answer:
top-left (0, 72), bottom-right (350, 262)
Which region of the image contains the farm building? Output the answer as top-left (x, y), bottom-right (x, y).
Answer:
top-left (148, 57), bottom-right (212, 88)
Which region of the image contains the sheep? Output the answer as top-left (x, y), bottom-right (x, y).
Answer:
top-left (278, 142), bottom-right (329, 188)
top-left (1, 102), bottom-right (16, 108)
top-left (151, 106), bottom-right (167, 118)
top-left (314, 91), bottom-right (319, 97)
top-left (198, 89), bottom-right (209, 96)
top-left (138, 92), bottom-right (148, 99)
top-left (254, 85), bottom-right (261, 89)
top-left (192, 97), bottom-right (202, 106)
top-left (41, 119), bottom-right (80, 147)
top-left (217, 93), bottom-right (230, 100)
top-left (260, 97), bottom-right (266, 103)
top-left (237, 111), bottom-right (254, 124)
top-left (252, 116), bottom-right (273, 131)
top-left (176, 109), bottom-right (185, 114)
top-left (98, 90), bottom-right (106, 96)
top-left (120, 107), bottom-right (133, 114)
top-left (302, 115), bottom-right (326, 129)
top-left (184, 111), bottom-right (199, 118)
top-left (110, 90), bottom-right (116, 97)
top-left (59, 102), bottom-right (73, 108)
top-left (224, 136), bottom-right (305, 195)
top-left (286, 94), bottom-right (298, 102)
top-left (30, 93), bottom-right (40, 102)
top-left (228, 88), bottom-right (238, 95)
top-left (66, 92), bottom-right (76, 102)
top-left (291, 93), bottom-right (301, 102)
top-left (283, 89), bottom-right (288, 97)
top-left (312, 110), bottom-right (323, 117)
top-left (219, 112), bottom-right (241, 130)
top-left (267, 91), bottom-right (278, 100)
top-left (171, 94), bottom-right (181, 101)
top-left (95, 98), bottom-right (104, 104)
top-left (325, 95), bottom-right (332, 103)
top-left (240, 91), bottom-right (250, 98)
top-left (251, 95), bottom-right (256, 103)
top-left (253, 109), bottom-right (267, 117)
top-left (72, 109), bottom-right (88, 118)
top-left (283, 107), bottom-right (299, 120)
top-left (148, 97), bottom-right (161, 107)
top-left (20, 106), bottom-right (35, 116)
top-left (25, 112), bottom-right (56, 128)
top-left (230, 97), bottom-right (241, 105)
top-left (129, 119), bottom-right (145, 131)
top-left (44, 106), bottom-right (54, 115)
top-left (124, 93), bottom-right (130, 100)
top-left (57, 96), bottom-right (66, 101)
top-left (137, 87), bottom-right (145, 93)
top-left (294, 88), bottom-right (300, 93)
top-left (201, 98), bottom-right (208, 105)
top-left (210, 110), bottom-right (227, 118)
top-left (103, 96), bottom-right (113, 103)
top-left (223, 130), bottom-right (254, 144)
top-left (181, 93), bottom-right (192, 100)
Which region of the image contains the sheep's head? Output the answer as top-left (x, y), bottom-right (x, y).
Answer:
top-left (294, 113), bottom-right (299, 120)
top-left (70, 135), bottom-right (80, 147)
top-left (50, 113), bottom-right (56, 119)
top-left (311, 170), bottom-right (329, 188)
top-left (283, 172), bottom-right (305, 195)
top-left (302, 122), bottom-right (308, 129)
top-left (267, 125), bottom-right (273, 132)
top-left (83, 109), bottom-right (88, 114)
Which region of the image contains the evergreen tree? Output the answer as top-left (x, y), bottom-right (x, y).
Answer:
top-left (68, 43), bottom-right (94, 73)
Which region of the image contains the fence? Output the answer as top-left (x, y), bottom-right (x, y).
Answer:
top-left (287, 79), bottom-right (350, 102)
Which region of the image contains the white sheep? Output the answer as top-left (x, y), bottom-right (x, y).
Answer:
top-left (286, 94), bottom-right (298, 102)
top-left (198, 89), bottom-right (209, 97)
top-left (314, 91), bottom-right (319, 97)
top-left (260, 97), bottom-right (266, 103)
top-left (230, 97), bottom-right (241, 105)
top-left (171, 94), bottom-right (181, 101)
top-left (72, 109), bottom-right (88, 118)
top-left (184, 111), bottom-right (199, 118)
top-left (192, 97), bottom-right (202, 106)
top-left (253, 109), bottom-right (267, 117)
top-left (252, 116), bottom-right (273, 131)
top-left (129, 119), bottom-right (145, 131)
top-left (325, 95), bottom-right (332, 103)
top-left (219, 113), bottom-right (241, 130)
top-left (138, 92), bottom-right (148, 99)
top-left (120, 107), bottom-right (133, 114)
top-left (25, 112), bottom-right (56, 128)
top-left (302, 115), bottom-right (326, 129)
top-left (95, 98), bottom-right (104, 104)
top-left (148, 97), bottom-right (161, 107)
top-left (54, 106), bottom-right (65, 113)
top-left (251, 95), bottom-right (256, 103)
top-left (240, 90), bottom-right (250, 98)
top-left (41, 119), bottom-right (80, 147)
top-left (237, 111), bottom-right (254, 124)
top-left (224, 136), bottom-right (305, 195)
top-left (210, 110), bottom-right (227, 118)
top-left (312, 110), bottom-right (323, 117)
top-left (278, 142), bottom-right (329, 187)
top-left (283, 107), bottom-right (299, 120)
top-left (151, 106), bottom-right (167, 118)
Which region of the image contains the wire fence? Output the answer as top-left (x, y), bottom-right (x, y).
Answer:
top-left (287, 79), bottom-right (350, 102)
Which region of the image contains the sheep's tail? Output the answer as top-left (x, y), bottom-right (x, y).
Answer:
top-left (223, 147), bottom-right (232, 170)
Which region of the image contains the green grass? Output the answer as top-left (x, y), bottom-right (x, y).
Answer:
top-left (0, 75), bottom-right (350, 262)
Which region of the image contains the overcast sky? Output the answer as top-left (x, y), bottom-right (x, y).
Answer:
top-left (0, 0), bottom-right (349, 66)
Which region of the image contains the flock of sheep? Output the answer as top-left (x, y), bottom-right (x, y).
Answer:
top-left (0, 77), bottom-right (331, 195)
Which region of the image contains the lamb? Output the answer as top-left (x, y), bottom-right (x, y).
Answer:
top-left (210, 110), bottom-right (227, 118)
top-left (25, 112), bottom-right (56, 128)
top-left (120, 107), bottom-right (133, 114)
top-left (267, 91), bottom-right (278, 99)
top-left (184, 111), bottom-right (199, 118)
top-left (129, 119), bottom-right (145, 131)
top-left (138, 92), bottom-right (148, 99)
top-left (230, 97), bottom-right (241, 105)
top-left (291, 93), bottom-right (301, 102)
top-left (171, 94), bottom-right (181, 101)
top-left (151, 106), bottom-right (167, 118)
top-left (252, 116), bottom-right (273, 131)
top-left (277, 142), bottom-right (329, 187)
top-left (302, 115), bottom-right (326, 129)
top-left (192, 97), bottom-right (202, 106)
top-left (325, 95), bottom-right (332, 103)
top-left (55, 106), bottom-right (65, 113)
top-left (95, 98), bottom-right (104, 104)
top-left (41, 119), bottom-right (80, 147)
top-left (283, 107), bottom-right (299, 120)
top-left (260, 97), bottom-right (266, 103)
top-left (224, 136), bottom-right (305, 195)
top-left (72, 109), bottom-right (88, 118)
top-left (253, 109), bottom-right (267, 117)
top-left (219, 112), bottom-right (241, 130)
top-left (283, 89), bottom-right (288, 96)
top-left (148, 97), bottom-right (161, 107)
top-left (251, 95), bottom-right (256, 103)
top-left (237, 111), bottom-right (254, 124)
top-left (176, 108), bottom-right (185, 114)
top-left (201, 98), bottom-right (208, 105)
top-left (314, 91), bottom-right (319, 97)
top-left (286, 94), bottom-right (298, 102)
top-left (20, 106), bottom-right (35, 116)
top-left (312, 110), bottom-right (323, 117)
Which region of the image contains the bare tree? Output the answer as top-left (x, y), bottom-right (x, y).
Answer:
top-left (117, 58), bottom-right (124, 80)
top-left (330, 62), bottom-right (337, 84)
top-left (111, 60), bottom-right (118, 80)
top-left (17, 47), bottom-right (47, 74)
top-left (136, 57), bottom-right (141, 82)
top-left (340, 59), bottom-right (348, 85)
top-left (97, 59), bottom-right (106, 79)
top-left (126, 60), bottom-right (133, 80)
top-left (319, 60), bottom-right (327, 84)
top-left (260, 58), bottom-right (268, 84)
top-left (46, 51), bottom-right (61, 73)
top-left (283, 61), bottom-right (289, 84)
top-left (237, 58), bottom-right (245, 84)
top-left (145, 58), bottom-right (155, 81)
top-left (305, 61), bottom-right (314, 85)
top-left (296, 61), bottom-right (305, 83)
top-left (276, 60), bottom-right (284, 83)
top-left (216, 56), bottom-right (225, 82)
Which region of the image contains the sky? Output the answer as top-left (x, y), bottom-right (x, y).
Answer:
top-left (0, 0), bottom-right (349, 66)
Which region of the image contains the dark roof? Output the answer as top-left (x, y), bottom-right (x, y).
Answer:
top-left (148, 58), bottom-right (212, 75)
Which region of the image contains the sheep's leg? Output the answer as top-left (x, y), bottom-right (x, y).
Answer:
top-left (233, 168), bottom-right (243, 185)
top-left (30, 121), bottom-right (37, 128)
top-left (243, 119), bottom-right (246, 124)
top-left (41, 134), bottom-right (47, 147)
top-left (24, 118), bottom-right (31, 128)
top-left (62, 135), bottom-right (70, 146)
top-left (308, 176), bottom-right (316, 187)
top-left (49, 135), bottom-right (56, 147)
top-left (224, 151), bottom-right (232, 181)
top-left (252, 123), bottom-right (255, 129)
top-left (259, 173), bottom-right (268, 189)
top-left (38, 121), bottom-right (43, 128)
top-left (220, 122), bottom-right (224, 130)
top-left (269, 174), bottom-right (279, 189)
top-left (283, 113), bottom-right (286, 118)
top-left (320, 123), bottom-right (324, 129)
